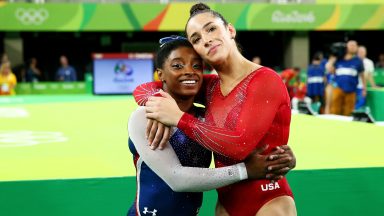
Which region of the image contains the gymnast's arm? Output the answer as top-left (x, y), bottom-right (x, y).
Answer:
top-left (132, 74), bottom-right (218, 106)
top-left (128, 107), bottom-right (248, 192)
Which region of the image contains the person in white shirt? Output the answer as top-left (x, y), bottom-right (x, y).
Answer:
top-left (356, 46), bottom-right (380, 110)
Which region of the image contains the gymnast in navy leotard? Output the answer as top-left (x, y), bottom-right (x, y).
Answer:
top-left (127, 37), bottom-right (249, 216)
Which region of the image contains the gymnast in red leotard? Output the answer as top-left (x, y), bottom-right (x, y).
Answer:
top-left (136, 3), bottom-right (297, 216)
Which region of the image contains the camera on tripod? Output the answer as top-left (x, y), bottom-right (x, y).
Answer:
top-left (329, 42), bottom-right (346, 59)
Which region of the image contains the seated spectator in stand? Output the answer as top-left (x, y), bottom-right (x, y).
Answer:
top-left (307, 52), bottom-right (326, 113)
top-left (56, 55), bottom-right (77, 82)
top-left (376, 53), bottom-right (384, 69)
top-left (25, 57), bottom-right (42, 82)
top-left (0, 61), bottom-right (17, 95)
top-left (280, 67), bottom-right (301, 99)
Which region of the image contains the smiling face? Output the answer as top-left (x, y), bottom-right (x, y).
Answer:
top-left (186, 12), bottom-right (236, 65)
top-left (158, 46), bottom-right (203, 99)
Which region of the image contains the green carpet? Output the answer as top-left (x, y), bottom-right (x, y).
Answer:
top-left (1, 168), bottom-right (383, 216)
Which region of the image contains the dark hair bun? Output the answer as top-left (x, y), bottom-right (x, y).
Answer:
top-left (190, 3), bottom-right (210, 16)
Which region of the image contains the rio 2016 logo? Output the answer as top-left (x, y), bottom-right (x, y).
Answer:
top-left (15, 8), bottom-right (49, 25)
top-left (114, 61), bottom-right (134, 76)
top-left (113, 61), bottom-right (134, 82)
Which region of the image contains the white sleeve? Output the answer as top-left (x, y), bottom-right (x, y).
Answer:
top-left (365, 59), bottom-right (375, 74)
top-left (128, 107), bottom-right (248, 192)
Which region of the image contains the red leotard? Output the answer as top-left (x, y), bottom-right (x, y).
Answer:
top-left (133, 67), bottom-right (294, 216)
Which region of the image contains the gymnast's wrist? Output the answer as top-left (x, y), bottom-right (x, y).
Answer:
top-left (173, 110), bottom-right (185, 126)
top-left (236, 163), bottom-right (248, 180)
top-left (177, 112), bottom-right (194, 129)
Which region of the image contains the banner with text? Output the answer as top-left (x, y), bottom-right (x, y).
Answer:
top-left (0, 3), bottom-right (383, 31)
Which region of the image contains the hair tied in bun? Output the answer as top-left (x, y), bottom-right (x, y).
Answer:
top-left (190, 2), bottom-right (211, 16)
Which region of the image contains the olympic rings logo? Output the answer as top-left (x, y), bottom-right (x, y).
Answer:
top-left (15, 8), bottom-right (49, 25)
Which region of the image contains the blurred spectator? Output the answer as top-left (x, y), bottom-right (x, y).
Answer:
top-left (324, 76), bottom-right (334, 114)
top-left (252, 56), bottom-right (261, 65)
top-left (376, 53), bottom-right (384, 69)
top-left (291, 76), bottom-right (312, 111)
top-left (356, 46), bottom-right (380, 110)
top-left (1, 53), bottom-right (8, 64)
top-left (280, 66), bottom-right (301, 99)
top-left (56, 55), bottom-right (77, 82)
top-left (306, 52), bottom-right (326, 112)
top-left (326, 40), bottom-right (364, 116)
top-left (25, 58), bottom-right (42, 82)
top-left (322, 52), bottom-right (336, 114)
top-left (0, 61), bottom-right (17, 95)
top-left (309, 51), bottom-right (333, 114)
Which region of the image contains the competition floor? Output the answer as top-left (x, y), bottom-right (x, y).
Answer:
top-left (0, 95), bottom-right (383, 216)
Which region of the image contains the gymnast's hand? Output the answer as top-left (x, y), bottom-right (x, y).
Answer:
top-left (244, 145), bottom-right (296, 181)
top-left (146, 119), bottom-right (171, 150)
top-left (145, 90), bottom-right (184, 149)
top-left (265, 145), bottom-right (296, 180)
top-left (243, 144), bottom-right (272, 180)
top-left (146, 90), bottom-right (184, 126)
